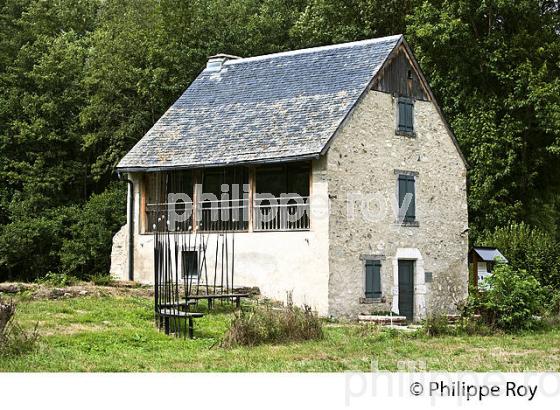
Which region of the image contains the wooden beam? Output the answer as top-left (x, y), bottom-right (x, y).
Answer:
top-left (140, 174), bottom-right (147, 233)
top-left (192, 170), bottom-right (201, 232)
top-left (248, 166), bottom-right (255, 232)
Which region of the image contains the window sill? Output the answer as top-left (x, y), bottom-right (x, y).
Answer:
top-left (398, 220), bottom-right (419, 227)
top-left (396, 130), bottom-right (416, 138)
top-left (360, 297), bottom-right (385, 304)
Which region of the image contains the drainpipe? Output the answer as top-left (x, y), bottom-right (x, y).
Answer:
top-left (118, 172), bottom-right (135, 281)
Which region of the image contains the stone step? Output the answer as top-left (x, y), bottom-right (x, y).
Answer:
top-left (358, 314), bottom-right (408, 324)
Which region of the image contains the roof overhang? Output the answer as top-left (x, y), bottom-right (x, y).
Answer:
top-left (116, 152), bottom-right (321, 173)
top-left (470, 247), bottom-right (508, 263)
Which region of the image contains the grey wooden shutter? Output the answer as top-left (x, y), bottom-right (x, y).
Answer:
top-left (398, 176), bottom-right (407, 219)
top-left (406, 176), bottom-right (415, 220)
top-left (365, 260), bottom-right (382, 298)
top-left (398, 175), bottom-right (416, 221)
top-left (398, 98), bottom-right (414, 132)
top-left (398, 101), bottom-right (406, 130)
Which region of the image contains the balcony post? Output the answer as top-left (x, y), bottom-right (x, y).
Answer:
top-left (192, 170), bottom-right (201, 232)
top-left (248, 167), bottom-right (255, 232)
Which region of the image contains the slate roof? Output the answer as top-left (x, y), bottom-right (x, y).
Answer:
top-left (471, 247), bottom-right (508, 263)
top-left (117, 35), bottom-right (403, 171)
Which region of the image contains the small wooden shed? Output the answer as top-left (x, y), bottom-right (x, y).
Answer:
top-left (469, 247), bottom-right (508, 289)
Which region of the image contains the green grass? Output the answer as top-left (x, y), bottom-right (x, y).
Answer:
top-left (1, 294), bottom-right (560, 372)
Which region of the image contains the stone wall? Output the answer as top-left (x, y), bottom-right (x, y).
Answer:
top-left (326, 90), bottom-right (469, 320)
top-left (110, 223), bottom-right (127, 280)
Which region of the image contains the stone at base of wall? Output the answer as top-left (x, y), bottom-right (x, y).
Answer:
top-left (358, 314), bottom-right (407, 324)
top-left (110, 224), bottom-right (128, 281)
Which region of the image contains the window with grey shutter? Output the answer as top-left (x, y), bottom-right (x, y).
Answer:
top-left (398, 174), bottom-right (416, 222)
top-left (397, 97), bottom-right (414, 134)
top-left (365, 260), bottom-right (382, 298)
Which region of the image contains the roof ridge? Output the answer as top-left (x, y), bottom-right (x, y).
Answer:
top-left (225, 34), bottom-right (403, 66)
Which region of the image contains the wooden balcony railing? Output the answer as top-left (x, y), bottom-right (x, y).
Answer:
top-left (198, 198), bottom-right (249, 232)
top-left (253, 196), bottom-right (310, 231)
top-left (146, 202), bottom-right (193, 232)
top-left (146, 196), bottom-right (310, 232)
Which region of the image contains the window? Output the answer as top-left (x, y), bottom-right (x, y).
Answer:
top-left (398, 174), bottom-right (416, 222)
top-left (365, 260), bottom-right (382, 299)
top-left (181, 251), bottom-right (199, 279)
top-left (144, 171), bottom-right (193, 233)
top-left (397, 97), bottom-right (414, 134)
top-left (254, 162), bottom-right (311, 231)
top-left (200, 166), bottom-right (249, 231)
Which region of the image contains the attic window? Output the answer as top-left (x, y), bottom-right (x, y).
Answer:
top-left (407, 70), bottom-right (413, 80)
top-left (396, 97), bottom-right (415, 136)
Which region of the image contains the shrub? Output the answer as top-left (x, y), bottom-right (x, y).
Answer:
top-left (422, 314), bottom-right (454, 336)
top-left (221, 304), bottom-right (323, 347)
top-left (541, 289), bottom-right (560, 327)
top-left (60, 183), bottom-right (126, 279)
top-left (36, 272), bottom-right (77, 287)
top-left (90, 273), bottom-right (113, 286)
top-left (0, 298), bottom-right (38, 357)
top-left (0, 182), bottom-right (125, 282)
top-left (481, 222), bottom-right (560, 288)
top-left (465, 264), bottom-right (545, 331)
top-left (0, 206), bottom-right (78, 281)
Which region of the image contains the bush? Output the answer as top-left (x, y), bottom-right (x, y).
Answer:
top-left (36, 272), bottom-right (78, 287)
top-left (221, 304), bottom-right (323, 347)
top-left (465, 264), bottom-right (545, 332)
top-left (0, 183), bottom-right (125, 282)
top-left (60, 183), bottom-right (126, 279)
top-left (0, 298), bottom-right (38, 357)
top-left (0, 206), bottom-right (78, 281)
top-left (422, 314), bottom-right (454, 336)
top-left (481, 222), bottom-right (560, 288)
top-left (541, 289), bottom-right (560, 327)
top-left (90, 273), bottom-right (113, 286)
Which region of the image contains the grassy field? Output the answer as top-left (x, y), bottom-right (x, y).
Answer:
top-left (1, 291), bottom-right (560, 372)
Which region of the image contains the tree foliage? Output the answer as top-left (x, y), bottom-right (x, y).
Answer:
top-left (0, 0), bottom-right (559, 281)
top-left (407, 0), bottom-right (560, 238)
top-left (481, 222), bottom-right (560, 289)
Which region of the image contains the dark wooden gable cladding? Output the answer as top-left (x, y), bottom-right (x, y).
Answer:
top-left (372, 45), bottom-right (430, 101)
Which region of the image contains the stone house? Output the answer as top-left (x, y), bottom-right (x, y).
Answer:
top-left (111, 34), bottom-right (469, 321)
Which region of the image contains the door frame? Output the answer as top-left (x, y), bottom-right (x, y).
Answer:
top-left (391, 248), bottom-right (427, 322)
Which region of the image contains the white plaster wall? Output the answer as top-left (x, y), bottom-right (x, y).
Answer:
top-left (110, 160), bottom-right (331, 315)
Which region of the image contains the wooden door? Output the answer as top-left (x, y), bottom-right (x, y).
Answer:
top-left (398, 260), bottom-right (414, 321)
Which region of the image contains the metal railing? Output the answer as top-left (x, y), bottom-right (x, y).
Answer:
top-left (253, 196), bottom-right (310, 231)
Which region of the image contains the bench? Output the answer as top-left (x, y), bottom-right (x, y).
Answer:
top-left (157, 308), bottom-right (204, 338)
top-left (186, 293), bottom-right (249, 309)
top-left (158, 300), bottom-right (197, 309)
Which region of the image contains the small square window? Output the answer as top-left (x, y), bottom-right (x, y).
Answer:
top-left (397, 97), bottom-right (414, 135)
top-left (181, 251), bottom-right (199, 279)
top-left (425, 271), bottom-right (433, 283)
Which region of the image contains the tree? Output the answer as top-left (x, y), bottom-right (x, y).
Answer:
top-left (407, 0), bottom-right (560, 238)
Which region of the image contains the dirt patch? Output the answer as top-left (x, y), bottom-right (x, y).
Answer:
top-left (0, 282), bottom-right (153, 300)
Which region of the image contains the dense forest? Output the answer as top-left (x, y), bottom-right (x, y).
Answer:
top-left (0, 0), bottom-right (559, 282)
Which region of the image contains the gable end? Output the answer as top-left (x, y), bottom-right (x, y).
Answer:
top-left (372, 44), bottom-right (430, 101)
